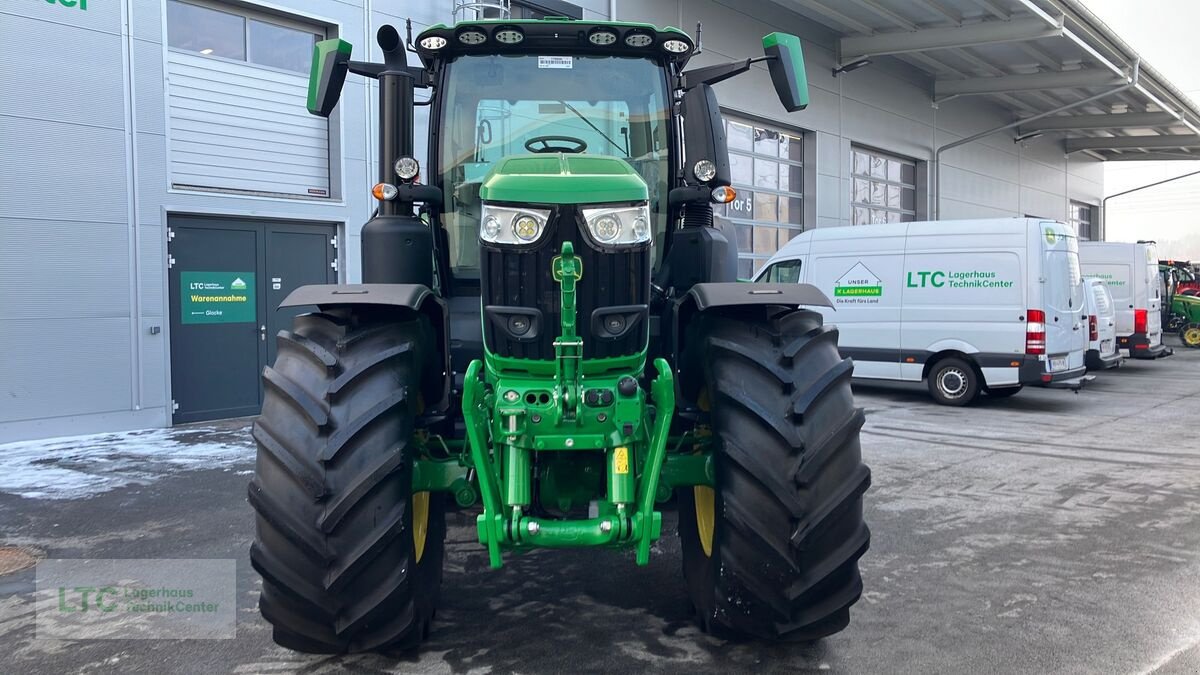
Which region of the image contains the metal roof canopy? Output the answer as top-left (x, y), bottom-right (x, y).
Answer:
top-left (775, 0), bottom-right (1200, 164)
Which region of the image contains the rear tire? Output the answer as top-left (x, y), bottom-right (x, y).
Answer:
top-left (678, 307), bottom-right (871, 641)
top-left (927, 357), bottom-right (980, 406)
top-left (1182, 324), bottom-right (1200, 349)
top-left (248, 307), bottom-right (446, 653)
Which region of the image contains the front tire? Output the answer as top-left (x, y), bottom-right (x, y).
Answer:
top-left (678, 307), bottom-right (871, 641)
top-left (927, 357), bottom-right (980, 406)
top-left (248, 307), bottom-right (446, 653)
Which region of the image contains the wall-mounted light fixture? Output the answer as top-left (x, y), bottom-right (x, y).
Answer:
top-left (832, 59), bottom-right (872, 77)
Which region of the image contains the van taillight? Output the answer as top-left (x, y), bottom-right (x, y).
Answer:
top-left (1134, 308), bottom-right (1148, 335)
top-left (1026, 309), bottom-right (1046, 355)
top-left (1089, 315), bottom-right (1098, 341)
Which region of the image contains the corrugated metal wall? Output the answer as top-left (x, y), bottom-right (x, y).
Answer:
top-left (1, 0), bottom-right (1100, 442)
top-left (167, 52), bottom-right (331, 197)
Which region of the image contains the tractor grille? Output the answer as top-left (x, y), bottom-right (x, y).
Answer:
top-left (482, 206), bottom-right (649, 361)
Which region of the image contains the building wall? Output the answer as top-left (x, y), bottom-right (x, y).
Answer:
top-left (0, 0), bottom-right (1102, 442)
top-left (631, 0), bottom-right (1104, 228)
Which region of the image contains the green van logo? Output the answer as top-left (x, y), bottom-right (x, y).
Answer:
top-left (230, 278), bottom-right (248, 290)
top-left (1044, 227), bottom-right (1057, 245)
top-left (834, 262), bottom-right (882, 304)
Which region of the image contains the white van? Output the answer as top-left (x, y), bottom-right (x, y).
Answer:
top-left (756, 218), bottom-right (1092, 405)
top-left (1079, 241), bottom-right (1172, 359)
top-left (1083, 278), bottom-right (1122, 370)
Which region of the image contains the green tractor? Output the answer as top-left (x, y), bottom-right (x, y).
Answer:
top-left (248, 17), bottom-right (870, 653)
top-left (1171, 293), bottom-right (1200, 348)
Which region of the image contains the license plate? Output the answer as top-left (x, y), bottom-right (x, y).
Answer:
top-left (1101, 339), bottom-right (1112, 353)
top-left (1050, 356), bottom-right (1068, 372)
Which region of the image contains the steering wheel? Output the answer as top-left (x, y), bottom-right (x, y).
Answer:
top-left (524, 135), bottom-right (588, 154)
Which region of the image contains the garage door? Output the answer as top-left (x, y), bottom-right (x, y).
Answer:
top-left (168, 215), bottom-right (337, 423)
top-left (719, 116), bottom-right (805, 279)
top-left (165, 0), bottom-right (330, 198)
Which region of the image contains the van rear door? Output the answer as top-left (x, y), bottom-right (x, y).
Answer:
top-left (1042, 227), bottom-right (1086, 372)
top-left (1093, 281), bottom-right (1118, 354)
top-left (1143, 244), bottom-right (1164, 346)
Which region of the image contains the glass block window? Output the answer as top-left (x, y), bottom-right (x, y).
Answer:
top-left (719, 118), bottom-right (804, 279)
top-left (1069, 200), bottom-right (1097, 240)
top-left (851, 147), bottom-right (917, 225)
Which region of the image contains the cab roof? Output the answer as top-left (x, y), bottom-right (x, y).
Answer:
top-left (413, 19), bottom-right (694, 69)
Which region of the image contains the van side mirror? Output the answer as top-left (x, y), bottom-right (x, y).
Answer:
top-left (681, 84), bottom-right (730, 187)
top-left (307, 39), bottom-right (352, 117)
top-left (762, 32), bottom-right (809, 112)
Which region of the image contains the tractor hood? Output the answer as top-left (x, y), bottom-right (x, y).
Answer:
top-left (479, 154), bottom-right (648, 205)
top-left (1175, 293), bottom-right (1200, 313)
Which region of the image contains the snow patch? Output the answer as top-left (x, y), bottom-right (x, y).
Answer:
top-left (0, 427), bottom-right (253, 500)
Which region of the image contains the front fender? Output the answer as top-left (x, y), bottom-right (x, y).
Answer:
top-left (280, 283), bottom-right (439, 311)
top-left (683, 282), bottom-right (833, 311)
top-left (280, 284), bottom-right (450, 416)
top-left (670, 282), bottom-right (832, 408)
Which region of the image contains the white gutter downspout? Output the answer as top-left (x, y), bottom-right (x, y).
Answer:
top-left (120, 0), bottom-right (143, 410)
top-left (609, 0), bottom-right (616, 21)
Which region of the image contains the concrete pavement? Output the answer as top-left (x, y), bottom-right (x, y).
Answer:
top-left (1, 340), bottom-right (1197, 673)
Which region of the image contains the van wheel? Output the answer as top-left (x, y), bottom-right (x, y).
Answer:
top-left (987, 386), bottom-right (1022, 398)
top-left (927, 358), bottom-right (979, 406)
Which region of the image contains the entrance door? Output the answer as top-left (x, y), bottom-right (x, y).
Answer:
top-left (169, 215), bottom-right (336, 423)
top-left (266, 226), bottom-right (339, 366)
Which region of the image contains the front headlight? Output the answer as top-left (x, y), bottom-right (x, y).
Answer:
top-left (480, 205), bottom-right (552, 245)
top-left (582, 205), bottom-right (651, 246)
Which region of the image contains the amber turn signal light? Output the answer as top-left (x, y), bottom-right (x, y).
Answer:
top-left (710, 185), bottom-right (736, 203)
top-left (372, 183), bottom-right (398, 201)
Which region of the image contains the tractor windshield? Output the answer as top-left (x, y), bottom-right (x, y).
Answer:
top-left (438, 53), bottom-right (671, 278)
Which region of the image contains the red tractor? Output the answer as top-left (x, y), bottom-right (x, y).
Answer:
top-left (1163, 260), bottom-right (1200, 296)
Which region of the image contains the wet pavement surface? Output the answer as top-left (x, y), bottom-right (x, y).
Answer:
top-left (1, 340), bottom-right (1198, 674)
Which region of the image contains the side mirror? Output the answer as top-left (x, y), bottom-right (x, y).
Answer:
top-left (681, 84), bottom-right (730, 186)
top-left (762, 32), bottom-right (809, 112)
top-left (307, 39), bottom-right (352, 117)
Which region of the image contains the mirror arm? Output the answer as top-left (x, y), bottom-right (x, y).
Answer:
top-left (348, 61), bottom-right (432, 88)
top-left (348, 61), bottom-right (385, 79)
top-left (679, 55), bottom-right (774, 90)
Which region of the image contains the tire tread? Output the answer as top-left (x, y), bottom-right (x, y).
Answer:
top-left (680, 307), bottom-right (871, 642)
top-left (249, 310), bottom-right (443, 654)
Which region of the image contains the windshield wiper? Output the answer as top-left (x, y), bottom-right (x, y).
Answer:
top-left (558, 100), bottom-right (629, 157)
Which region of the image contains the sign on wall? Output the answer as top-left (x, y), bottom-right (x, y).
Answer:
top-left (181, 272), bottom-right (256, 324)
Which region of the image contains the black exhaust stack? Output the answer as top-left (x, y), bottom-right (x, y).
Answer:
top-left (361, 25), bottom-right (435, 287)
